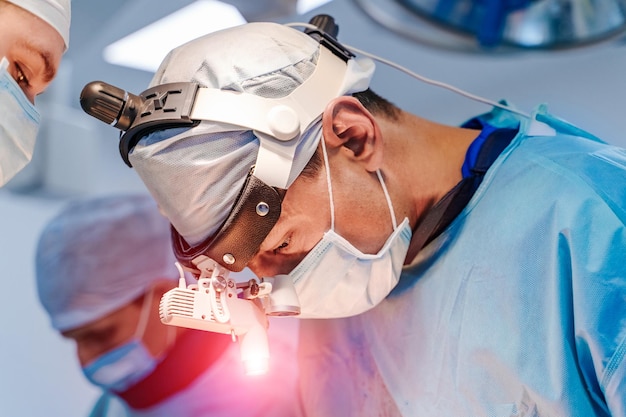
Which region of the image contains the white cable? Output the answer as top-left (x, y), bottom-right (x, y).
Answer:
top-left (376, 170), bottom-right (397, 230)
top-left (320, 134), bottom-right (336, 230)
top-left (174, 261), bottom-right (186, 288)
top-left (286, 22), bottom-right (531, 119)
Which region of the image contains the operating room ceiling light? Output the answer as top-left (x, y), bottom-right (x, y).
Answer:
top-left (103, 0), bottom-right (246, 72)
top-left (297, 0), bottom-right (334, 14)
top-left (354, 0), bottom-right (626, 53)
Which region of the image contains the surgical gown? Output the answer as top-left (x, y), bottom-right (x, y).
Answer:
top-left (298, 104), bottom-right (626, 417)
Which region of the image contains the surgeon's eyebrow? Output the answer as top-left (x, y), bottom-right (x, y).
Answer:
top-left (16, 40), bottom-right (57, 83)
top-left (40, 51), bottom-right (56, 83)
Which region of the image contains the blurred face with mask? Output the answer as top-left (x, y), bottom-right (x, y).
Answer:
top-left (36, 195), bottom-right (184, 399)
top-left (60, 282), bottom-right (177, 393)
top-left (0, 0), bottom-right (70, 186)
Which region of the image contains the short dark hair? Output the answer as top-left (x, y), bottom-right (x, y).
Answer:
top-left (300, 89), bottom-right (399, 178)
top-left (353, 89), bottom-right (400, 121)
top-left (300, 145), bottom-right (323, 179)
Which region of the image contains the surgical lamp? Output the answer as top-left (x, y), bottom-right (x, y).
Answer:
top-left (355, 0), bottom-right (626, 52)
top-left (160, 262), bottom-right (297, 375)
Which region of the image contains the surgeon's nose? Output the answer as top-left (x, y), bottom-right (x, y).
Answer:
top-left (246, 254), bottom-right (277, 279)
top-left (76, 343), bottom-right (98, 368)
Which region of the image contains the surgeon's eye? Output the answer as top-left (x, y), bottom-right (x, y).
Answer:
top-left (14, 63), bottom-right (30, 88)
top-left (273, 237), bottom-right (290, 255)
top-left (82, 328), bottom-right (115, 345)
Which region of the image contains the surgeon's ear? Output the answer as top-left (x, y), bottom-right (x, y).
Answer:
top-left (322, 96), bottom-right (383, 172)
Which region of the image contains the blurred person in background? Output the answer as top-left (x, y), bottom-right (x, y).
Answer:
top-left (35, 193), bottom-right (302, 417)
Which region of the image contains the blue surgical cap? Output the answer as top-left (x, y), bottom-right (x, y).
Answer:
top-left (35, 194), bottom-right (178, 332)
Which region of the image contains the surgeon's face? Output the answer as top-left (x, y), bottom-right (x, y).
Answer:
top-left (0, 1), bottom-right (65, 103)
top-left (247, 142), bottom-right (396, 278)
top-left (62, 300), bottom-right (142, 367)
top-left (61, 291), bottom-right (170, 367)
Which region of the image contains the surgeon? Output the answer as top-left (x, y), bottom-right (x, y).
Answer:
top-left (81, 19), bottom-right (626, 417)
top-left (35, 194), bottom-right (302, 417)
top-left (0, 0), bottom-right (71, 186)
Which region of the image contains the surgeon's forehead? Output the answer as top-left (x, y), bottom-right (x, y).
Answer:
top-left (61, 301), bottom-right (142, 339)
top-left (0, 2), bottom-right (63, 75)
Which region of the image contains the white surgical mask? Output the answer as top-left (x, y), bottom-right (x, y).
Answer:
top-left (81, 289), bottom-right (172, 392)
top-left (0, 57), bottom-right (41, 187)
top-left (289, 139), bottom-right (412, 319)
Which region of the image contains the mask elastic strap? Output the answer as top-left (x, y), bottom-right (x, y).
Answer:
top-left (134, 287), bottom-right (154, 341)
top-left (376, 170), bottom-right (398, 230)
top-left (320, 137), bottom-right (336, 230)
top-left (321, 138), bottom-right (397, 231)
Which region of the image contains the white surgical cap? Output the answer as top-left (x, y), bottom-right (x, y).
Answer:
top-left (129, 21), bottom-right (374, 247)
top-left (7, 0), bottom-right (71, 48)
top-left (35, 194), bottom-right (178, 332)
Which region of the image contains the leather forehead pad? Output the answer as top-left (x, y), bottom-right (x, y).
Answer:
top-left (206, 175), bottom-right (283, 271)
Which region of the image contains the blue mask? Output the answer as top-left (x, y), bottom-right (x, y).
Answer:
top-left (82, 339), bottom-right (158, 392)
top-left (0, 57), bottom-right (41, 187)
top-left (81, 288), bottom-right (170, 392)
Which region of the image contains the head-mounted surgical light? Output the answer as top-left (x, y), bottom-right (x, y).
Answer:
top-left (79, 14), bottom-right (538, 374)
top-left (80, 13), bottom-right (532, 279)
top-left (80, 15), bottom-right (355, 274)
